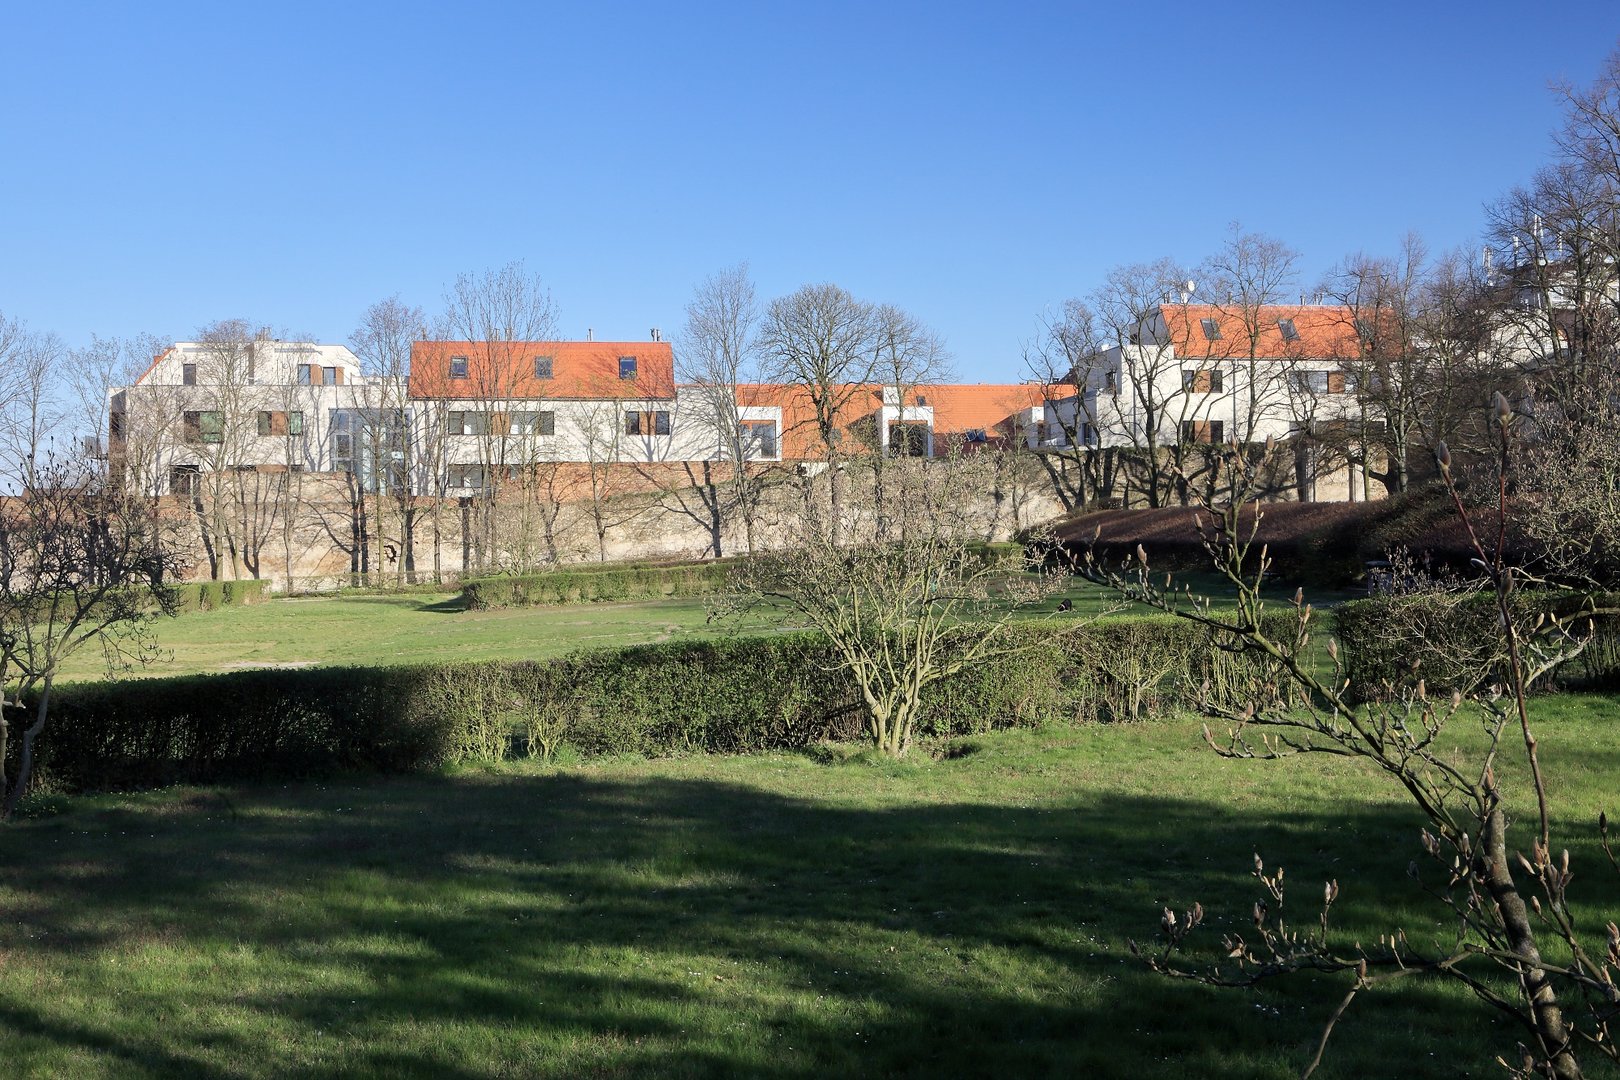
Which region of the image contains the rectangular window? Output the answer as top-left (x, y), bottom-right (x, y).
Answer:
top-left (512, 411), bottom-right (557, 436)
top-left (183, 411), bottom-right (225, 444)
top-left (534, 355), bottom-right (554, 379)
top-left (1180, 419), bottom-right (1225, 445)
top-left (448, 464), bottom-right (486, 489)
top-left (625, 410), bottom-right (642, 436)
top-left (1181, 369), bottom-right (1221, 393)
top-left (324, 366), bottom-right (341, 386)
top-left (618, 356), bottom-right (637, 379)
top-left (1081, 422), bottom-right (1096, 446)
top-left (1104, 370), bottom-right (1117, 394)
top-left (740, 420), bottom-right (777, 459)
top-left (169, 464), bottom-right (199, 495)
top-left (257, 411), bottom-right (274, 436)
top-left (108, 411), bottom-right (126, 442)
top-left (1278, 318), bottom-right (1300, 342)
top-left (297, 364), bottom-right (313, 386)
top-left (1292, 371), bottom-right (1336, 394)
top-left (182, 363), bottom-right (197, 386)
top-left (449, 356), bottom-right (469, 379)
top-left (289, 411), bottom-right (303, 435)
top-left (654, 410), bottom-right (671, 436)
top-left (447, 410), bottom-right (488, 436)
top-left (1200, 317), bottom-right (1223, 341)
top-left (538, 410), bottom-right (555, 436)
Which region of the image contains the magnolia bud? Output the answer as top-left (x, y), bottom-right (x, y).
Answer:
top-left (1435, 441), bottom-right (1451, 472)
top-left (1493, 391), bottom-right (1512, 425)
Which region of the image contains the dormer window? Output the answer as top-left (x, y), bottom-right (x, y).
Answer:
top-left (534, 355), bottom-right (554, 379)
top-left (619, 356), bottom-right (637, 379)
top-left (1200, 317), bottom-right (1222, 341)
top-left (1278, 318), bottom-right (1300, 342)
top-left (449, 356), bottom-right (469, 379)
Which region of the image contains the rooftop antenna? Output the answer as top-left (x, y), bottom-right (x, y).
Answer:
top-left (586, 327), bottom-right (594, 342)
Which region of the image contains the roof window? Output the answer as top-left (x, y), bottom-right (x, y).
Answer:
top-left (619, 356), bottom-right (637, 380)
top-left (1278, 318), bottom-right (1300, 342)
top-left (1199, 317), bottom-right (1222, 341)
top-left (449, 356), bottom-right (469, 379)
top-left (534, 355), bottom-right (554, 379)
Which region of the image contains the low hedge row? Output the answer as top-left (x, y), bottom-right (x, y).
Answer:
top-left (1333, 590), bottom-right (1620, 698)
top-left (172, 578), bottom-right (271, 613)
top-left (460, 559), bottom-right (743, 609)
top-left (26, 612), bottom-right (1297, 795)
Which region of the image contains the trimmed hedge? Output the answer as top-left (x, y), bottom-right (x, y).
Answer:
top-left (172, 578), bottom-right (271, 613)
top-left (460, 559), bottom-right (743, 609)
top-left (26, 613), bottom-right (1297, 795)
top-left (1333, 591), bottom-right (1620, 698)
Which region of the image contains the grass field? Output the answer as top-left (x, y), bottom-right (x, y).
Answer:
top-left (6, 698), bottom-right (1617, 1078)
top-left (58, 572), bottom-right (1356, 682)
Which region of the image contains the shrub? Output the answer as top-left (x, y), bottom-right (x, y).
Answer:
top-left (170, 578), bottom-right (270, 613)
top-left (1333, 590), bottom-right (1620, 698)
top-left (461, 559), bottom-right (742, 610)
top-left (27, 614), bottom-right (1299, 796)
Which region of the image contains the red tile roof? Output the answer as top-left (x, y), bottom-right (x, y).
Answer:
top-left (1160, 304), bottom-right (1365, 361)
top-left (409, 341), bottom-right (676, 400)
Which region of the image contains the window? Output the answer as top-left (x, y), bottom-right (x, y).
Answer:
top-left (297, 364), bottom-right (314, 386)
top-left (1278, 318), bottom-right (1300, 342)
top-left (449, 356), bottom-right (469, 379)
top-left (1081, 422), bottom-right (1096, 446)
top-left (624, 410), bottom-right (669, 436)
top-left (108, 411), bottom-right (126, 443)
top-left (182, 363), bottom-right (197, 386)
top-left (257, 411), bottom-right (275, 436)
top-left (1181, 368), bottom-right (1222, 393)
top-left (739, 420), bottom-right (777, 459)
top-left (654, 410), bottom-right (671, 436)
top-left (288, 411), bottom-right (303, 435)
top-left (446, 411), bottom-right (489, 436)
top-left (323, 366), bottom-right (340, 386)
top-left (625, 411), bottom-right (642, 436)
top-left (169, 464), bottom-right (200, 496)
top-left (447, 464), bottom-right (487, 490)
top-left (1200, 317), bottom-right (1223, 341)
top-left (183, 410), bottom-right (224, 444)
top-left (534, 355), bottom-right (554, 379)
top-left (618, 355), bottom-right (637, 379)
top-left (511, 411), bottom-right (556, 437)
top-left (888, 422), bottom-right (929, 457)
top-left (1104, 370), bottom-right (1117, 394)
top-left (1180, 419), bottom-right (1225, 444)
top-left (1291, 371), bottom-right (1347, 395)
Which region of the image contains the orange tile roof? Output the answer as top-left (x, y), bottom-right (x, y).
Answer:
top-left (131, 346), bottom-right (175, 386)
top-left (409, 341), bottom-right (676, 400)
top-left (1160, 304), bottom-right (1365, 361)
top-left (734, 382), bottom-right (1077, 459)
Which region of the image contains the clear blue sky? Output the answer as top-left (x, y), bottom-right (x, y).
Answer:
top-left (2, 1), bottom-right (1617, 381)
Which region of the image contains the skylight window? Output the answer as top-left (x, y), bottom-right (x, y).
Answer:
top-left (534, 355), bottom-right (554, 379)
top-left (449, 356), bottom-right (469, 379)
top-left (1199, 317), bottom-right (1222, 341)
top-left (1278, 318), bottom-right (1300, 342)
top-left (618, 356), bottom-right (637, 379)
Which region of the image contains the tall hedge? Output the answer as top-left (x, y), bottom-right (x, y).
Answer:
top-left (25, 613), bottom-right (1297, 796)
top-left (1332, 590), bottom-right (1620, 698)
top-left (171, 578), bottom-right (271, 613)
top-left (460, 559), bottom-right (743, 609)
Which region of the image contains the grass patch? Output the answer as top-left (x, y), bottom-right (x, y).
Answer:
top-left (5, 702), bottom-right (1614, 1077)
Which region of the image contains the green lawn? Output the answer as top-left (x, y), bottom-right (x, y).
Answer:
top-left (5, 700), bottom-right (1615, 1078)
top-left (61, 573), bottom-right (1356, 683)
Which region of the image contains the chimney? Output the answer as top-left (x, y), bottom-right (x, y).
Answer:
top-left (650, 327), bottom-right (661, 342)
top-left (586, 327), bottom-right (594, 342)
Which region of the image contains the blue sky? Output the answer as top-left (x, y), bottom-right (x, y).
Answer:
top-left (2, 2), bottom-right (1617, 380)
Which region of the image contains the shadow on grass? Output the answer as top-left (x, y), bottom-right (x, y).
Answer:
top-left (0, 765), bottom-right (1573, 1079)
top-left (416, 594), bottom-right (470, 614)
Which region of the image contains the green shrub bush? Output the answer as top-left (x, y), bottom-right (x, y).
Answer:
top-left (1333, 590), bottom-right (1620, 698)
top-left (171, 578), bottom-right (270, 613)
top-left (26, 612), bottom-right (1300, 796)
top-left (460, 559), bottom-right (743, 609)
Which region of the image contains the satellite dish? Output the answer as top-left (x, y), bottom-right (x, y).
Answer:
top-left (1184, 280), bottom-right (1197, 296)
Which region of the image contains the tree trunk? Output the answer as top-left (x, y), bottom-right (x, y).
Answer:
top-left (1480, 804), bottom-right (1583, 1080)
top-left (3, 676), bottom-right (52, 820)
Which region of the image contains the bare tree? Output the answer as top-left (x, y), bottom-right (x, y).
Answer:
top-left (734, 493), bottom-right (1065, 757)
top-left (676, 264), bottom-right (764, 556)
top-left (351, 296), bottom-right (427, 583)
top-left (439, 263), bottom-right (560, 571)
top-left (758, 283), bottom-right (882, 542)
top-left (865, 303), bottom-right (951, 540)
top-left (0, 454), bottom-right (179, 818)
